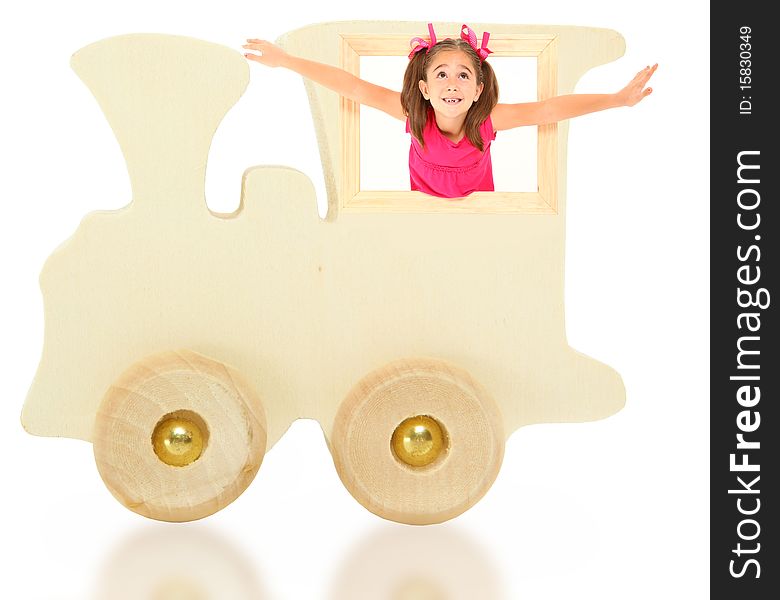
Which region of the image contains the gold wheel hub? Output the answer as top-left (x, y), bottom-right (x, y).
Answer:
top-left (152, 411), bottom-right (207, 467)
top-left (391, 415), bottom-right (447, 468)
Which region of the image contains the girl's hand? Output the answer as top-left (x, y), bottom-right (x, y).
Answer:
top-left (616, 63), bottom-right (658, 107)
top-left (242, 39), bottom-right (288, 67)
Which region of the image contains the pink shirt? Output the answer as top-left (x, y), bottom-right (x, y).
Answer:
top-left (406, 107), bottom-right (497, 198)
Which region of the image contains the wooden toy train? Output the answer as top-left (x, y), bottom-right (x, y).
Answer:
top-left (21, 22), bottom-right (626, 525)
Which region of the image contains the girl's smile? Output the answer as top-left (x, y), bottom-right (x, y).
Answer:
top-left (419, 50), bottom-right (483, 122)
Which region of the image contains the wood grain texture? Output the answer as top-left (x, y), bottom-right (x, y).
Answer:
top-left (340, 35), bottom-right (361, 204)
top-left (21, 25), bottom-right (628, 524)
top-left (331, 358), bottom-right (504, 525)
top-left (93, 350), bottom-right (267, 522)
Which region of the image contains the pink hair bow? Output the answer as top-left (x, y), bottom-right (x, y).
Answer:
top-left (460, 24), bottom-right (492, 62)
top-left (408, 23), bottom-right (437, 59)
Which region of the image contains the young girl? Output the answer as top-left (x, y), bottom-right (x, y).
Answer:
top-left (243, 24), bottom-right (657, 198)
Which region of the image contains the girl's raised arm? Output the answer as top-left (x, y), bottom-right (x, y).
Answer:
top-left (243, 39), bottom-right (405, 121)
top-left (492, 64), bottom-right (657, 131)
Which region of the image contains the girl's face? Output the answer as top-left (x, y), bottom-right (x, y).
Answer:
top-left (419, 50), bottom-right (484, 120)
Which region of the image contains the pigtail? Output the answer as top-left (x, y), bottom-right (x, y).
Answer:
top-left (401, 51), bottom-right (430, 148)
top-left (464, 59), bottom-right (498, 152)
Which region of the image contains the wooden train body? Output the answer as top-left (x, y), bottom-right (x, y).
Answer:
top-left (22, 23), bottom-right (626, 524)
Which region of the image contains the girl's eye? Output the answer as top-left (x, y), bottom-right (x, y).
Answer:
top-left (436, 72), bottom-right (446, 78)
top-left (459, 72), bottom-right (469, 80)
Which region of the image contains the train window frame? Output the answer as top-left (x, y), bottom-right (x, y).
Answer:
top-left (338, 33), bottom-right (559, 214)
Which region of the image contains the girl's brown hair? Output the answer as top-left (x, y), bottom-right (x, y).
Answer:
top-left (401, 38), bottom-right (499, 152)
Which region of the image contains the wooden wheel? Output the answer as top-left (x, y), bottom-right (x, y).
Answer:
top-left (93, 350), bottom-right (266, 522)
top-left (331, 358), bottom-right (505, 525)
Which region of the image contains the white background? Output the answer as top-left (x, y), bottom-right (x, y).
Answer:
top-left (0, 1), bottom-right (709, 598)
